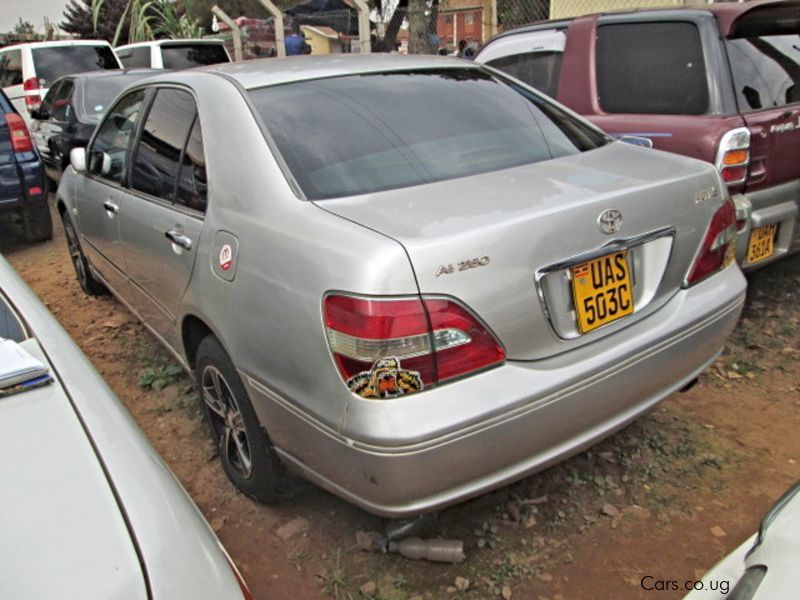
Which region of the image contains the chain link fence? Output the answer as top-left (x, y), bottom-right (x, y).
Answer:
top-left (210, 0), bottom-right (735, 59)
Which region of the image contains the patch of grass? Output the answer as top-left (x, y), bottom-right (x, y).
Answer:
top-left (138, 362), bottom-right (185, 391)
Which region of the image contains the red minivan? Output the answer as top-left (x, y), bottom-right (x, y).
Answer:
top-left (476, 0), bottom-right (800, 270)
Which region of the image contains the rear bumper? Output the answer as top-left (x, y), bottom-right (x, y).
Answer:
top-left (733, 180), bottom-right (800, 271)
top-left (246, 266), bottom-right (746, 517)
top-left (0, 156), bottom-right (46, 212)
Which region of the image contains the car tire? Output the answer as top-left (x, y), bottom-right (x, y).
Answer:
top-left (20, 197), bottom-right (53, 243)
top-left (61, 213), bottom-right (107, 296)
top-left (195, 335), bottom-right (286, 504)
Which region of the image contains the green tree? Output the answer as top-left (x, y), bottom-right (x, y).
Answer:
top-left (13, 19), bottom-right (36, 35)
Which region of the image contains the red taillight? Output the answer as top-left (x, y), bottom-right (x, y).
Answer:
top-left (23, 77), bottom-right (41, 112)
top-left (715, 127), bottom-right (750, 187)
top-left (4, 113), bottom-right (34, 153)
top-left (686, 200), bottom-right (737, 286)
top-left (323, 295), bottom-right (505, 398)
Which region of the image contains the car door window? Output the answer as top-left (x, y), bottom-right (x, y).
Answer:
top-left (0, 50), bottom-right (23, 87)
top-left (89, 89), bottom-right (146, 185)
top-left (130, 88), bottom-right (196, 202)
top-left (51, 79), bottom-right (74, 121)
top-left (175, 116), bottom-right (208, 213)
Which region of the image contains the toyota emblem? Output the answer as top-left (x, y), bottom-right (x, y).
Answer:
top-left (598, 209), bottom-right (623, 235)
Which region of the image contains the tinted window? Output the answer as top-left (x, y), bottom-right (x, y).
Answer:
top-left (161, 44), bottom-right (229, 69)
top-left (249, 69), bottom-right (607, 200)
top-left (31, 45), bottom-right (119, 87)
top-left (51, 79), bottom-right (74, 121)
top-left (596, 22), bottom-right (709, 115)
top-left (727, 35), bottom-right (800, 110)
top-left (39, 81), bottom-right (62, 116)
top-left (82, 72), bottom-right (156, 121)
top-left (0, 50), bottom-right (23, 87)
top-left (486, 51), bottom-right (563, 98)
top-left (89, 89), bottom-right (146, 184)
top-left (175, 117), bottom-right (207, 212)
top-left (117, 46), bottom-right (151, 68)
top-left (131, 88), bottom-right (196, 200)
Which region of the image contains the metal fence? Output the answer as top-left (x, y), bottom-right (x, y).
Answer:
top-left (211, 0), bottom-right (735, 59)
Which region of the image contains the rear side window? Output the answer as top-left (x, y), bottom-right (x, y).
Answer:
top-left (32, 45), bottom-right (119, 87)
top-left (0, 50), bottom-right (23, 87)
top-left (117, 46), bottom-right (151, 68)
top-left (249, 69), bottom-right (607, 200)
top-left (596, 22), bottom-right (709, 115)
top-left (485, 51), bottom-right (563, 98)
top-left (726, 35), bottom-right (800, 110)
top-left (161, 44), bottom-right (229, 69)
top-left (131, 88), bottom-right (200, 207)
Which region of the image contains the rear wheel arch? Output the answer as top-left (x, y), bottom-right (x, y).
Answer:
top-left (182, 314), bottom-right (214, 369)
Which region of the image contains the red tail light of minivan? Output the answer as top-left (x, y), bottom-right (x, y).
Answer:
top-left (685, 199), bottom-right (737, 286)
top-left (323, 294), bottom-right (505, 398)
top-left (715, 127), bottom-right (750, 186)
top-left (23, 77), bottom-right (42, 112)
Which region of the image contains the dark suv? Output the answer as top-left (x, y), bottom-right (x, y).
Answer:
top-left (0, 88), bottom-right (51, 242)
top-left (476, 0), bottom-right (800, 270)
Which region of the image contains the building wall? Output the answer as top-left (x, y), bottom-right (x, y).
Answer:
top-left (550, 0), bottom-right (689, 19)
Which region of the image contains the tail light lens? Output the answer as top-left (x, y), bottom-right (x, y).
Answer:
top-left (4, 113), bottom-right (34, 153)
top-left (324, 294), bottom-right (505, 399)
top-left (715, 127), bottom-right (750, 186)
top-left (23, 77), bottom-right (41, 112)
top-left (685, 199), bottom-right (737, 286)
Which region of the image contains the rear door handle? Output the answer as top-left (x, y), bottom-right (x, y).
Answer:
top-left (165, 229), bottom-right (193, 251)
top-left (103, 200), bottom-right (119, 214)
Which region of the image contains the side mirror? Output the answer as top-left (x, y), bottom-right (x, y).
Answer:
top-left (30, 108), bottom-right (45, 120)
top-left (70, 147), bottom-right (87, 173)
top-left (618, 135), bottom-right (654, 149)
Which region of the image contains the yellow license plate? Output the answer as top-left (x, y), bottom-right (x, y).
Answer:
top-left (746, 224), bottom-right (778, 264)
top-left (571, 251), bottom-right (634, 334)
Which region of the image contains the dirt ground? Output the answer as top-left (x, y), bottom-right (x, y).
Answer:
top-left (2, 205), bottom-right (798, 600)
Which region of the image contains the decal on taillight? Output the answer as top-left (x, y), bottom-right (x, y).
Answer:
top-left (347, 357), bottom-right (424, 399)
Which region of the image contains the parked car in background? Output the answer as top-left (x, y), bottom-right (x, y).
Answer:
top-left (29, 69), bottom-right (160, 188)
top-left (686, 481), bottom-right (800, 599)
top-left (476, 0), bottom-right (800, 270)
top-left (0, 88), bottom-right (51, 242)
top-left (115, 39), bottom-right (230, 69)
top-left (0, 254), bottom-right (252, 599)
top-left (0, 40), bottom-right (121, 120)
top-left (58, 55), bottom-right (745, 517)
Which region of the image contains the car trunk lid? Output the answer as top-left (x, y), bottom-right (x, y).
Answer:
top-left (316, 142), bottom-right (725, 361)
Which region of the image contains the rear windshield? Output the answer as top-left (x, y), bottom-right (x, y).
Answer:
top-left (82, 73), bottom-right (154, 121)
top-left (248, 69), bottom-right (607, 200)
top-left (32, 46), bottom-right (119, 87)
top-left (161, 44), bottom-right (229, 69)
top-left (726, 34), bottom-right (800, 110)
top-left (596, 22), bottom-right (709, 115)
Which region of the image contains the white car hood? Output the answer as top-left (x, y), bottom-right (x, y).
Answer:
top-left (0, 339), bottom-right (147, 600)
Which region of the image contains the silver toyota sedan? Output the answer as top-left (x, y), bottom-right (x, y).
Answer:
top-left (0, 254), bottom-right (251, 598)
top-left (56, 55), bottom-right (746, 517)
